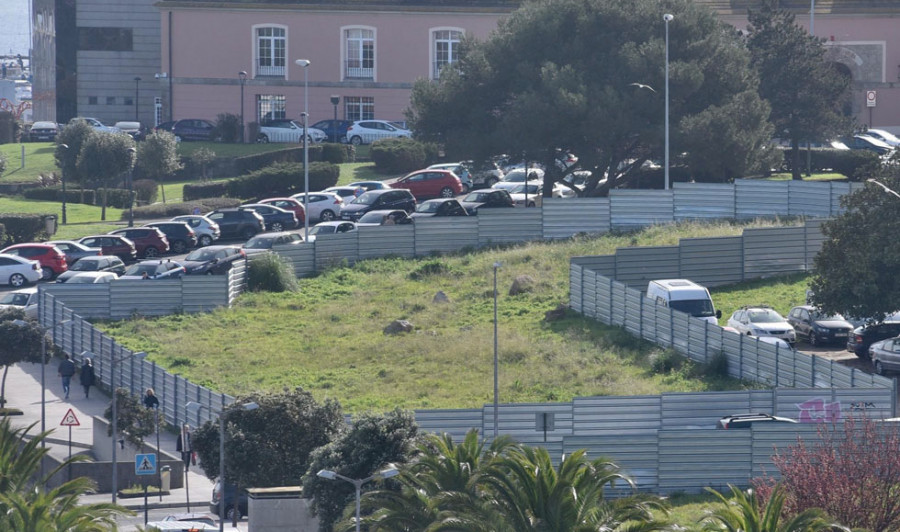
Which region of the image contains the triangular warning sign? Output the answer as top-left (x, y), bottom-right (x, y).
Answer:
top-left (59, 409), bottom-right (80, 427)
top-left (138, 456), bottom-right (154, 471)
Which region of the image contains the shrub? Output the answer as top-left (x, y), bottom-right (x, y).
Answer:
top-left (227, 162), bottom-right (339, 199)
top-left (190, 147), bottom-right (217, 181)
top-left (0, 152), bottom-right (6, 176)
top-left (0, 214), bottom-right (46, 246)
top-left (213, 113), bottom-right (242, 143)
top-left (102, 188), bottom-right (132, 209)
top-left (247, 252), bottom-right (298, 292)
top-left (233, 146), bottom-right (324, 175)
top-left (320, 143), bottom-right (348, 164)
top-left (183, 181), bottom-right (228, 201)
top-left (780, 148), bottom-right (878, 180)
top-left (370, 137), bottom-right (428, 174)
top-left (132, 179), bottom-right (158, 205)
top-left (649, 350), bottom-right (685, 374)
top-left (128, 198), bottom-right (242, 220)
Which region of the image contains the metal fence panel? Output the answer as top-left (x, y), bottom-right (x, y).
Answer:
top-left (750, 424), bottom-right (821, 480)
top-left (735, 180), bottom-right (789, 218)
top-left (680, 236), bottom-right (744, 287)
top-left (743, 226), bottom-right (807, 277)
top-left (483, 403), bottom-right (573, 441)
top-left (273, 243), bottom-right (316, 278)
top-left (658, 430), bottom-right (752, 494)
top-left (414, 218), bottom-right (479, 255)
top-left (414, 409), bottom-right (483, 440)
top-left (314, 233), bottom-right (359, 270)
top-left (41, 284), bottom-right (111, 318)
top-left (357, 225), bottom-right (415, 260)
top-left (542, 198), bottom-right (610, 238)
top-left (182, 276), bottom-right (230, 312)
top-left (788, 181), bottom-right (833, 217)
top-left (673, 182), bottom-right (735, 220)
top-left (477, 209), bottom-right (543, 245)
top-left (614, 246), bottom-right (680, 287)
top-left (595, 274), bottom-right (612, 322)
top-left (563, 434), bottom-right (659, 494)
top-left (804, 219), bottom-right (826, 264)
top-left (660, 391), bottom-right (770, 430)
top-left (609, 190), bottom-right (674, 230)
top-left (570, 264), bottom-right (583, 313)
top-left (109, 280), bottom-right (185, 319)
top-left (571, 395), bottom-right (661, 434)
top-left (624, 291), bottom-right (644, 337)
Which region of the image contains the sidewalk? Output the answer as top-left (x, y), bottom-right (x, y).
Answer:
top-left (6, 361), bottom-right (215, 511)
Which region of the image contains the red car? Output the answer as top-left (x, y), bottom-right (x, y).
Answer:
top-left (258, 197), bottom-right (306, 225)
top-left (0, 243), bottom-right (68, 280)
top-left (390, 169), bottom-right (463, 200)
top-left (109, 227), bottom-right (170, 258)
top-left (78, 235), bottom-right (138, 263)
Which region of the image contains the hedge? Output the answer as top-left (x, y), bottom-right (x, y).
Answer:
top-left (183, 182), bottom-right (228, 201)
top-left (0, 214), bottom-right (47, 246)
top-left (370, 137), bottom-right (438, 173)
top-left (183, 162), bottom-right (339, 201)
top-left (233, 145), bottom-right (324, 175)
top-left (22, 187), bottom-right (96, 205)
top-left (127, 197), bottom-right (242, 220)
top-left (132, 179), bottom-right (159, 205)
top-left (779, 148), bottom-right (879, 180)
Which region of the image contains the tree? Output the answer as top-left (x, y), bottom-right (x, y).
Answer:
top-left (54, 119), bottom-right (96, 185)
top-left (136, 130), bottom-right (182, 204)
top-left (408, 0), bottom-right (776, 196)
top-left (304, 408), bottom-right (419, 532)
top-left (0, 310), bottom-right (46, 408)
top-left (102, 388), bottom-right (161, 451)
top-left (702, 484), bottom-right (847, 532)
top-left (809, 174), bottom-right (900, 320)
top-left (746, 0), bottom-right (854, 180)
top-left (76, 132), bottom-right (136, 220)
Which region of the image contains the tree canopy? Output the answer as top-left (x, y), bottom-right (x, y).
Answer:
top-left (136, 130), bottom-right (182, 204)
top-left (76, 132), bottom-right (136, 220)
top-left (0, 310), bottom-right (46, 408)
top-left (408, 0), bottom-right (776, 195)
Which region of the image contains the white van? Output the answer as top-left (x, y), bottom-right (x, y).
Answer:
top-left (646, 279), bottom-right (722, 324)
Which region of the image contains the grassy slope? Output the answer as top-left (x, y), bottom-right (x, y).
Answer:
top-left (97, 219), bottom-right (800, 413)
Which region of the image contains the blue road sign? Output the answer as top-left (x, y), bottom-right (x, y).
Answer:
top-left (135, 453), bottom-right (157, 476)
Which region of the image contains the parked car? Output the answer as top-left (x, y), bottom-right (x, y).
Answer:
top-left (716, 413), bottom-right (798, 429)
top-left (289, 192), bottom-right (344, 223)
top-left (28, 121), bottom-right (58, 142)
top-left (171, 215), bottom-right (221, 247)
top-left (427, 163), bottom-right (473, 193)
top-left (459, 188), bottom-right (515, 215)
top-left (119, 259), bottom-right (187, 280)
top-left (841, 134), bottom-right (894, 155)
top-left (0, 287), bottom-right (38, 318)
top-left (55, 255), bottom-right (126, 282)
top-left (847, 320), bottom-right (900, 358)
top-left (156, 119), bottom-right (217, 142)
top-left (206, 208), bottom-right (266, 240)
top-left (507, 183), bottom-right (543, 207)
top-left (144, 221), bottom-right (198, 254)
top-left (324, 186), bottom-right (365, 200)
top-left (161, 513), bottom-right (218, 527)
top-left (410, 198), bottom-right (468, 218)
top-left (240, 204), bottom-right (298, 232)
top-left (340, 189), bottom-right (416, 221)
top-left (109, 227), bottom-right (170, 258)
top-left (182, 245), bottom-right (246, 275)
top-left (256, 119), bottom-right (326, 144)
top-left (357, 209), bottom-right (414, 226)
top-left (211, 479), bottom-right (248, 521)
top-left (466, 160), bottom-right (504, 188)
top-left (0, 254), bottom-right (42, 287)
top-left (62, 272), bottom-right (118, 284)
top-left (0, 243), bottom-right (68, 280)
top-left (257, 197), bottom-right (306, 225)
top-left (347, 180), bottom-right (389, 191)
top-left (145, 520), bottom-right (217, 531)
top-left (77, 235), bottom-right (137, 263)
top-left (865, 128), bottom-right (900, 147)
top-left (69, 117), bottom-right (120, 134)
top-left (114, 121), bottom-right (144, 140)
top-left (390, 169), bottom-right (463, 199)
top-left (492, 168), bottom-right (545, 191)
top-left (870, 337), bottom-right (900, 375)
top-left (242, 231), bottom-right (303, 255)
top-left (305, 221), bottom-right (357, 242)
top-left (310, 119), bottom-right (353, 144)
top-left (344, 120), bottom-right (411, 145)
top-left (726, 307), bottom-right (796, 345)
top-left (786, 305), bottom-right (854, 346)
top-left (45, 240), bottom-right (102, 266)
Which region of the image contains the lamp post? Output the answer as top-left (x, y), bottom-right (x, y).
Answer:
top-left (127, 147), bottom-right (136, 227)
top-left (317, 467), bottom-right (399, 532)
top-left (867, 178), bottom-right (900, 200)
top-left (238, 71), bottom-right (247, 143)
top-left (663, 13), bottom-right (673, 191)
top-left (133, 76), bottom-right (141, 122)
top-left (330, 95), bottom-right (340, 143)
top-left (295, 59), bottom-right (311, 240)
top-left (110, 349), bottom-right (147, 504)
top-left (58, 143), bottom-right (68, 225)
top-left (492, 261), bottom-right (501, 438)
top-left (186, 400), bottom-right (259, 532)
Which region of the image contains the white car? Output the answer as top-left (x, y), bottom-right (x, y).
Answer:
top-left (305, 221), bottom-right (358, 242)
top-left (508, 183), bottom-right (543, 208)
top-left (492, 168), bottom-right (545, 192)
top-left (864, 128), bottom-right (900, 147)
top-left (344, 120), bottom-right (411, 145)
top-left (171, 215), bottom-right (221, 247)
top-left (290, 192), bottom-right (344, 222)
top-left (0, 254), bottom-right (42, 287)
top-left (0, 287), bottom-right (38, 318)
top-left (70, 117), bottom-right (121, 134)
top-left (727, 307), bottom-right (796, 345)
top-left (62, 272), bottom-right (118, 284)
top-left (257, 119), bottom-right (327, 144)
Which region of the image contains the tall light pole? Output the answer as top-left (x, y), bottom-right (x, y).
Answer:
top-left (58, 143), bottom-right (68, 225)
top-left (868, 178), bottom-right (900, 200)
top-left (295, 59), bottom-right (311, 240)
top-left (330, 95), bottom-right (340, 143)
top-left (317, 467), bottom-right (399, 532)
top-left (187, 400), bottom-right (259, 532)
top-left (238, 71), bottom-right (247, 143)
top-left (110, 349), bottom-right (146, 504)
top-left (133, 76), bottom-right (141, 122)
top-left (127, 147), bottom-right (136, 227)
top-left (492, 261), bottom-right (501, 438)
top-left (810, 0), bottom-right (815, 34)
top-left (663, 13), bottom-right (673, 191)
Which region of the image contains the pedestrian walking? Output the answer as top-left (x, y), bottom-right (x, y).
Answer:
top-left (79, 358), bottom-right (95, 398)
top-left (57, 354), bottom-right (76, 400)
top-left (143, 388), bottom-right (159, 410)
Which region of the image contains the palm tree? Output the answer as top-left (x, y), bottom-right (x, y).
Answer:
top-left (701, 484), bottom-right (849, 532)
top-left (0, 418), bottom-right (131, 530)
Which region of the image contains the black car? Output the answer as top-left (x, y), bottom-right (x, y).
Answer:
top-left (240, 204), bottom-right (299, 232)
top-left (786, 305), bottom-right (854, 346)
top-left (339, 189), bottom-right (417, 222)
top-left (459, 189), bottom-right (515, 215)
top-left (211, 479), bottom-right (249, 521)
top-left (847, 321), bottom-right (900, 358)
top-left (46, 240), bottom-right (102, 266)
top-left (143, 222), bottom-right (198, 254)
top-left (182, 245), bottom-right (246, 275)
top-left (716, 413), bottom-right (797, 429)
top-left (310, 119), bottom-right (353, 144)
top-left (157, 118), bottom-right (217, 141)
top-left (206, 209), bottom-right (266, 240)
top-left (55, 255), bottom-right (126, 282)
top-left (410, 198), bottom-right (469, 218)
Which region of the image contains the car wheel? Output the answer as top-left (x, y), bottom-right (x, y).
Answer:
top-left (241, 227), bottom-right (257, 240)
top-left (198, 235), bottom-right (213, 247)
top-left (440, 187), bottom-right (454, 198)
top-left (41, 268), bottom-right (54, 281)
top-left (143, 247), bottom-right (160, 258)
top-left (461, 183), bottom-right (470, 194)
top-left (9, 273), bottom-right (26, 287)
top-left (875, 360), bottom-right (886, 375)
top-left (486, 177), bottom-right (499, 188)
top-left (320, 210), bottom-right (336, 222)
top-left (271, 222), bottom-right (284, 232)
top-left (527, 201), bottom-right (536, 208)
top-left (171, 240), bottom-right (187, 254)
top-left (350, 136), bottom-right (363, 146)
top-left (256, 134), bottom-right (269, 144)
top-left (226, 505), bottom-right (242, 521)
top-left (205, 270), bottom-right (215, 276)
top-left (808, 331), bottom-right (818, 347)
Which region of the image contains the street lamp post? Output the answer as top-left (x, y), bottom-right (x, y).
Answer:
top-left (493, 261), bottom-right (501, 438)
top-left (127, 147), bottom-right (136, 227)
top-left (295, 59), bottom-right (311, 240)
top-left (868, 178), bottom-right (900, 200)
top-left (110, 349), bottom-right (147, 504)
top-left (663, 13), bottom-right (673, 191)
top-left (330, 95), bottom-right (340, 143)
top-left (59, 143), bottom-right (68, 225)
top-left (134, 77), bottom-right (141, 122)
top-left (186, 400), bottom-right (259, 532)
top-left (238, 71), bottom-right (247, 143)
top-left (317, 467), bottom-right (399, 532)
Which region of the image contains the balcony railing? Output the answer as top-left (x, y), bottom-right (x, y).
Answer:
top-left (256, 64), bottom-right (285, 78)
top-left (344, 63), bottom-right (374, 80)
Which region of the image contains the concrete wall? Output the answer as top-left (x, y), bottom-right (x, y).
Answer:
top-left (248, 487), bottom-right (318, 532)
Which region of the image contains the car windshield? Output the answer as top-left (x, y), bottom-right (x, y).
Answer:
top-left (68, 275), bottom-right (106, 284)
top-left (0, 293), bottom-right (28, 305)
top-left (418, 202), bottom-right (445, 213)
top-left (185, 249), bottom-right (222, 261)
top-left (351, 192), bottom-right (379, 206)
top-left (125, 264), bottom-right (160, 276)
top-left (669, 299), bottom-right (716, 318)
top-left (503, 171), bottom-right (540, 183)
top-left (358, 212), bottom-right (389, 223)
top-left (748, 309), bottom-right (783, 323)
top-left (244, 237), bottom-right (274, 249)
top-left (71, 259), bottom-right (100, 271)
top-left (510, 184), bottom-right (540, 194)
top-left (464, 192), bottom-right (490, 202)
top-left (309, 225), bottom-right (334, 235)
top-left (811, 311), bottom-right (845, 321)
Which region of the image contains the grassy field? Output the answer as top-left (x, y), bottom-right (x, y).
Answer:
top-left (96, 219), bottom-right (803, 413)
top-left (0, 142), bottom-right (59, 183)
top-left (711, 272), bottom-right (810, 326)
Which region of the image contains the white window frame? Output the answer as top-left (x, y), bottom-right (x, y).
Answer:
top-left (344, 96), bottom-right (374, 121)
top-left (253, 24), bottom-right (288, 78)
top-left (341, 26), bottom-right (376, 81)
top-left (430, 27), bottom-right (464, 80)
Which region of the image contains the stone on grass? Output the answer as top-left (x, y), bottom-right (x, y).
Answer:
top-left (384, 320), bottom-right (414, 335)
top-left (544, 303), bottom-right (569, 322)
top-left (509, 275), bottom-right (536, 296)
top-left (433, 291), bottom-right (450, 303)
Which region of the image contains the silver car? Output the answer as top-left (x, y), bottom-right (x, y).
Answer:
top-left (870, 337), bottom-right (900, 375)
top-left (727, 307), bottom-right (797, 345)
top-left (171, 215), bottom-right (221, 247)
top-left (290, 192), bottom-right (344, 223)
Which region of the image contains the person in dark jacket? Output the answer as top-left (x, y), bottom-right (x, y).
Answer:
top-left (79, 358), bottom-right (96, 398)
top-left (57, 354), bottom-right (76, 400)
top-left (143, 388), bottom-right (159, 410)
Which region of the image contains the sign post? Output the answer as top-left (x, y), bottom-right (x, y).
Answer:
top-left (866, 90), bottom-right (877, 127)
top-left (135, 453), bottom-right (157, 525)
top-left (59, 409), bottom-right (80, 480)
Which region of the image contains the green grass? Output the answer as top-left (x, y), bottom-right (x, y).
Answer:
top-left (0, 142), bottom-right (59, 183)
top-left (711, 272), bottom-right (810, 326)
top-left (767, 172), bottom-right (846, 181)
top-left (175, 141), bottom-right (288, 159)
top-left (661, 492), bottom-right (719, 531)
top-left (96, 219), bottom-right (799, 414)
top-left (0, 197), bottom-right (124, 227)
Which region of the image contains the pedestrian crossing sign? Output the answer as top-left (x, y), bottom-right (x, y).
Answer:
top-left (135, 453), bottom-right (157, 475)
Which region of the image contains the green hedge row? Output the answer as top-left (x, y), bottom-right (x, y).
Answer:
top-left (182, 161), bottom-right (340, 201)
top-left (779, 148), bottom-right (879, 180)
top-left (127, 197), bottom-right (242, 220)
top-left (23, 187), bottom-right (97, 205)
top-left (233, 146), bottom-right (323, 175)
top-left (21, 180), bottom-right (158, 207)
top-left (0, 214), bottom-right (47, 246)
top-left (370, 137), bottom-right (438, 173)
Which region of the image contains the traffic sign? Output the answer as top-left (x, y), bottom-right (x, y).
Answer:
top-left (59, 408), bottom-right (80, 427)
top-left (866, 90), bottom-right (877, 107)
top-left (135, 453), bottom-right (157, 476)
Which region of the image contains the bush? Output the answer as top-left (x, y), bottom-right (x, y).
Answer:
top-left (780, 148), bottom-right (878, 180)
top-left (227, 162), bottom-right (339, 199)
top-left (183, 182), bottom-right (228, 201)
top-left (0, 152), bottom-right (6, 176)
top-left (247, 252), bottom-right (298, 292)
top-left (214, 113), bottom-right (242, 144)
top-left (101, 188), bottom-right (132, 209)
top-left (320, 143), bottom-right (348, 164)
top-left (128, 198), bottom-right (242, 220)
top-left (0, 214), bottom-right (47, 246)
top-left (233, 146), bottom-right (324, 175)
top-left (370, 138), bottom-right (428, 174)
top-left (132, 179), bottom-right (158, 205)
